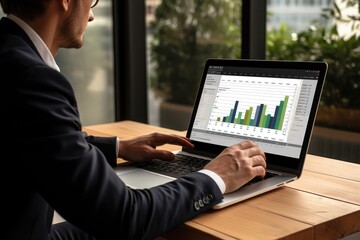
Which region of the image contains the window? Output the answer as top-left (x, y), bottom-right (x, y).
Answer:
top-left (1, 1), bottom-right (114, 126)
top-left (267, 0), bottom-right (360, 162)
top-left (144, 0), bottom-right (359, 162)
top-left (56, 0), bottom-right (114, 125)
top-left (145, 0), bottom-right (242, 130)
top-left (267, 0), bottom-right (359, 132)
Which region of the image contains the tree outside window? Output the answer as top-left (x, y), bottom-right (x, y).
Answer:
top-left (267, 0), bottom-right (360, 132)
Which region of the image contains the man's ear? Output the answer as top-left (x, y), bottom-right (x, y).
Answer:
top-left (60, 0), bottom-right (70, 11)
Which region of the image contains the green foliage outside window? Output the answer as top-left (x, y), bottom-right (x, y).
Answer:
top-left (150, 0), bottom-right (359, 132)
top-left (149, 0), bottom-right (241, 106)
top-left (267, 1), bottom-right (360, 132)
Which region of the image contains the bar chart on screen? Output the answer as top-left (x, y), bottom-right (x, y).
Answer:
top-left (207, 76), bottom-right (302, 142)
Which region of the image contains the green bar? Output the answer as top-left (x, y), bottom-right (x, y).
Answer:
top-left (259, 105), bottom-right (267, 128)
top-left (244, 109), bottom-right (250, 126)
top-left (265, 114), bottom-right (271, 128)
top-left (246, 107), bottom-right (253, 125)
top-left (246, 107), bottom-right (253, 126)
top-left (275, 101), bottom-right (284, 129)
top-left (236, 112), bottom-right (242, 124)
top-left (278, 96), bottom-right (289, 130)
top-left (225, 116), bottom-right (229, 122)
top-left (250, 119), bottom-right (254, 126)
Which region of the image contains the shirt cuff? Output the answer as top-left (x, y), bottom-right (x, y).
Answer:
top-left (198, 169), bottom-right (226, 194)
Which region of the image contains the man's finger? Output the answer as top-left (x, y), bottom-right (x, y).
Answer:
top-left (252, 165), bottom-right (266, 177)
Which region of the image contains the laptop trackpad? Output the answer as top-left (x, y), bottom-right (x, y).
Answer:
top-left (118, 170), bottom-right (174, 189)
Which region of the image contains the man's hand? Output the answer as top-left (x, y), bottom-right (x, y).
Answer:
top-left (118, 133), bottom-right (194, 162)
top-left (204, 141), bottom-right (266, 194)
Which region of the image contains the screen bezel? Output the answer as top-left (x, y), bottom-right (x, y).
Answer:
top-left (184, 58), bottom-right (328, 177)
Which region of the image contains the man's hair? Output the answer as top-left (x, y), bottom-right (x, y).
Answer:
top-left (0, 0), bottom-right (47, 20)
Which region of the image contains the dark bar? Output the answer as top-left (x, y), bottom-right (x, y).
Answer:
top-left (230, 101), bottom-right (239, 123)
top-left (254, 104), bottom-right (264, 127)
top-left (270, 106), bottom-right (279, 129)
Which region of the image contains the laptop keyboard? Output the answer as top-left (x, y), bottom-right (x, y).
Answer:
top-left (133, 153), bottom-right (209, 178)
top-left (133, 153), bottom-right (279, 184)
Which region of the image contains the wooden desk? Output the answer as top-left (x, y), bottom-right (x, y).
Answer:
top-left (84, 121), bottom-right (360, 240)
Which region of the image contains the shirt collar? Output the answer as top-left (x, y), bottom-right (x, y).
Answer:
top-left (7, 14), bottom-right (60, 72)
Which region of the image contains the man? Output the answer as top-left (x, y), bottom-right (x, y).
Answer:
top-left (0, 0), bottom-right (267, 239)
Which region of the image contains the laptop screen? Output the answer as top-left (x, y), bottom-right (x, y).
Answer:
top-left (186, 59), bottom-right (327, 174)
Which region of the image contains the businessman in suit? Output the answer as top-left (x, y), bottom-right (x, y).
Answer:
top-left (0, 0), bottom-right (267, 239)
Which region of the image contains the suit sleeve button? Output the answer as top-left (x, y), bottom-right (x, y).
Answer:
top-left (194, 201), bottom-right (200, 210)
top-left (199, 199), bottom-right (204, 207)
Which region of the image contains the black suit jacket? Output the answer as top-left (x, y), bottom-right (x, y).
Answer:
top-left (0, 17), bottom-right (223, 240)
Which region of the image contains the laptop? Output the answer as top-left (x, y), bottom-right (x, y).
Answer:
top-left (115, 58), bottom-right (327, 209)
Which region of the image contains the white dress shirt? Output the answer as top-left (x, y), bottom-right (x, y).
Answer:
top-left (7, 14), bottom-right (60, 72)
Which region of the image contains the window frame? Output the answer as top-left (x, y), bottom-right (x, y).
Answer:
top-left (113, 0), bottom-right (266, 123)
top-left (113, 0), bottom-right (148, 123)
